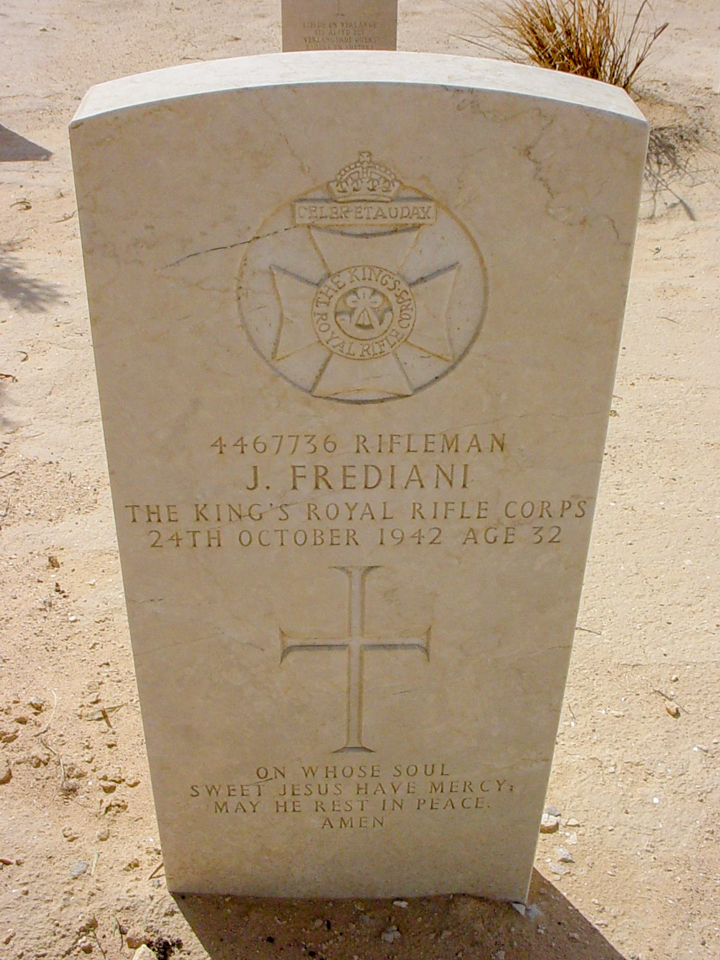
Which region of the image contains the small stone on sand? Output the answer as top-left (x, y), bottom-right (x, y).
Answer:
top-left (133, 947), bottom-right (156, 960)
top-left (540, 813), bottom-right (559, 833)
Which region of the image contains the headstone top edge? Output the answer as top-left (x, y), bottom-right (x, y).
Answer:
top-left (70, 51), bottom-right (647, 129)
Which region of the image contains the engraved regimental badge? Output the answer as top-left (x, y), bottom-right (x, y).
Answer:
top-left (238, 152), bottom-right (487, 402)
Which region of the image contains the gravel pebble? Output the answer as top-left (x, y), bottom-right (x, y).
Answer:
top-left (133, 948), bottom-right (156, 960)
top-left (0, 759), bottom-right (12, 785)
top-left (126, 932), bottom-right (148, 949)
top-left (381, 925), bottom-right (401, 943)
top-left (540, 813), bottom-right (559, 833)
top-left (70, 861), bottom-right (89, 879)
top-left (0, 726), bottom-right (18, 744)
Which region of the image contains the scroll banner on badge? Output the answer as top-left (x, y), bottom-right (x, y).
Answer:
top-left (294, 199), bottom-right (437, 227)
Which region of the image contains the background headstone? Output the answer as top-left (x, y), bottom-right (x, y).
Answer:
top-left (282, 0), bottom-right (397, 51)
top-left (70, 52), bottom-right (648, 900)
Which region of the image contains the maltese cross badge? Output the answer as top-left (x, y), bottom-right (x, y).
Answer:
top-left (238, 151), bottom-right (487, 402)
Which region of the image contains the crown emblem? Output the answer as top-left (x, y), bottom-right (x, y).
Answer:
top-left (329, 152), bottom-right (400, 203)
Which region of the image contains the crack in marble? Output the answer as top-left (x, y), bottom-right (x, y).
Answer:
top-left (163, 225), bottom-right (299, 268)
top-left (520, 113), bottom-right (559, 203)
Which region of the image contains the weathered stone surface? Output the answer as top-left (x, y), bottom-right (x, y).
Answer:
top-left (282, 0), bottom-right (397, 52)
top-left (70, 51), bottom-right (647, 900)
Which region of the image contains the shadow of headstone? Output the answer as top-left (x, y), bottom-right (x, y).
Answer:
top-left (0, 244), bottom-right (61, 312)
top-left (0, 125), bottom-right (52, 162)
top-left (173, 869), bottom-right (628, 960)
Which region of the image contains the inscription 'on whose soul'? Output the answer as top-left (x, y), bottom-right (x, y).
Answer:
top-left (190, 762), bottom-right (514, 829)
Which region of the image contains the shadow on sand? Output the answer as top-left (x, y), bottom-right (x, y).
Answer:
top-left (174, 869), bottom-right (626, 960)
top-left (0, 243), bottom-right (61, 313)
top-left (0, 124), bottom-right (52, 162)
top-left (0, 244), bottom-right (62, 429)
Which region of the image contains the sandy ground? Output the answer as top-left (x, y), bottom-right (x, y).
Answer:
top-left (1, 1), bottom-right (719, 958)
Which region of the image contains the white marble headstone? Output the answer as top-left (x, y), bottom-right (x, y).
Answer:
top-left (70, 52), bottom-right (647, 900)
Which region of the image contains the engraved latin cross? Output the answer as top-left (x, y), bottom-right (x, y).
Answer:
top-left (280, 566), bottom-right (430, 753)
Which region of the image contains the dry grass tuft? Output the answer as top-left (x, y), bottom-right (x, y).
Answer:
top-left (466, 0), bottom-right (667, 91)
